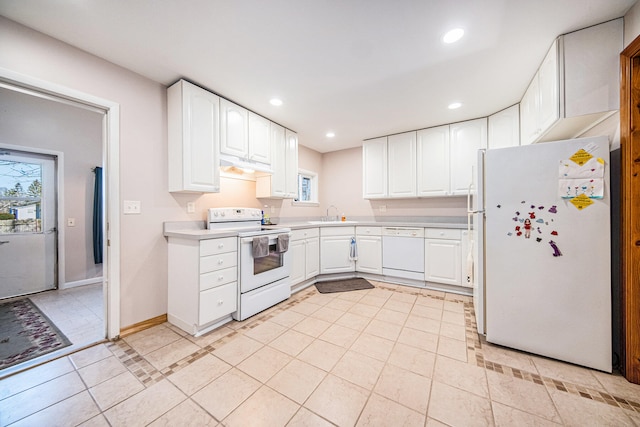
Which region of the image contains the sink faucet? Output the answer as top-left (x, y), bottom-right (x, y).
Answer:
top-left (326, 205), bottom-right (338, 221)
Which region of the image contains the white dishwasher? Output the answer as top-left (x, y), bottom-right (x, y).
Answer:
top-left (382, 227), bottom-right (425, 280)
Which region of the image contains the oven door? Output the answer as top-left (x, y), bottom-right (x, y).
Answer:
top-left (240, 234), bottom-right (291, 293)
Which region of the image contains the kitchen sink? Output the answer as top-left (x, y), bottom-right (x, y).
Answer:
top-left (307, 220), bottom-right (358, 224)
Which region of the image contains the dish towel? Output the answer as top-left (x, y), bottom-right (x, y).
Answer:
top-left (349, 237), bottom-right (358, 261)
top-left (252, 236), bottom-right (269, 258)
top-left (277, 233), bottom-right (289, 253)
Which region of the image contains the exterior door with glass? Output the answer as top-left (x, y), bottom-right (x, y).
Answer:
top-left (0, 149), bottom-right (57, 299)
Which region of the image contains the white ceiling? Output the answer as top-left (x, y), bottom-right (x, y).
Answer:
top-left (0, 0), bottom-right (636, 153)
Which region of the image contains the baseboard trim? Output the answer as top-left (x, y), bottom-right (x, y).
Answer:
top-left (120, 314), bottom-right (167, 338)
top-left (61, 277), bottom-right (103, 290)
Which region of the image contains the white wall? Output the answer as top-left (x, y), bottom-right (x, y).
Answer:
top-left (625, 1), bottom-right (640, 47)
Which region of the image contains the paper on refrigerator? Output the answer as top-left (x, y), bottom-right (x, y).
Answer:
top-left (558, 156), bottom-right (605, 199)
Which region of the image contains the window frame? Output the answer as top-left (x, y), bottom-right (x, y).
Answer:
top-left (292, 168), bottom-right (319, 206)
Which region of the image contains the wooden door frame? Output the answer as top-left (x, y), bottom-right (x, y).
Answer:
top-left (620, 37), bottom-right (640, 384)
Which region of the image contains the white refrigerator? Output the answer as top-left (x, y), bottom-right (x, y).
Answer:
top-left (472, 135), bottom-right (611, 372)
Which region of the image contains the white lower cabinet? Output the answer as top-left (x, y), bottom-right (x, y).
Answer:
top-left (356, 227), bottom-right (382, 274)
top-left (320, 226), bottom-right (356, 274)
top-left (290, 228), bottom-right (320, 286)
top-left (167, 236), bottom-right (238, 335)
top-left (424, 229), bottom-right (462, 286)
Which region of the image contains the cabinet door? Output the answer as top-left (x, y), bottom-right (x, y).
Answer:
top-left (285, 130), bottom-right (299, 198)
top-left (449, 118), bottom-right (487, 196)
top-left (425, 239), bottom-right (461, 285)
top-left (460, 230), bottom-right (472, 288)
top-left (519, 78), bottom-right (539, 146)
top-left (356, 236), bottom-right (382, 274)
top-left (290, 239), bottom-right (306, 285)
top-left (269, 123), bottom-right (287, 197)
top-left (220, 99), bottom-right (249, 158)
top-left (537, 39), bottom-right (559, 136)
top-left (388, 131), bottom-right (417, 197)
top-left (306, 237), bottom-right (320, 279)
top-left (362, 137), bottom-right (388, 198)
top-left (248, 112), bottom-right (271, 164)
top-left (320, 236), bottom-right (355, 274)
top-left (168, 80), bottom-right (220, 193)
top-left (417, 125), bottom-right (450, 196)
top-left (488, 105), bottom-right (520, 150)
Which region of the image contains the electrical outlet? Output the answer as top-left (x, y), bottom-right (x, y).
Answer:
top-left (67, 218), bottom-right (76, 227)
top-left (187, 202), bottom-right (196, 213)
top-left (270, 206), bottom-right (275, 213)
top-left (123, 200), bottom-right (141, 214)
top-left (379, 205), bottom-right (387, 212)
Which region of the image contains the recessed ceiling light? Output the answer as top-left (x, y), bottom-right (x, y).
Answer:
top-left (442, 28), bottom-right (464, 44)
top-left (326, 132), bottom-right (335, 138)
top-left (448, 102), bottom-right (462, 110)
top-left (269, 98), bottom-right (283, 106)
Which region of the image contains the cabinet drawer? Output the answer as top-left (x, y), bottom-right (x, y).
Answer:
top-left (200, 237), bottom-right (237, 256)
top-left (424, 228), bottom-right (461, 239)
top-left (200, 251), bottom-right (237, 274)
top-left (199, 281), bottom-right (237, 325)
top-left (320, 226), bottom-right (355, 237)
top-left (200, 266), bottom-right (238, 291)
top-left (291, 227), bottom-right (319, 241)
top-left (356, 226), bottom-right (382, 236)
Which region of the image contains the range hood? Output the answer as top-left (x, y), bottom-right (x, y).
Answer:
top-left (219, 154), bottom-right (273, 174)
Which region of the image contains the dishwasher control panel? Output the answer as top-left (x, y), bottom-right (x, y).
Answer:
top-left (381, 227), bottom-right (425, 238)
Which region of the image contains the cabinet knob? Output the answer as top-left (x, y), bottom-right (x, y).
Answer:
top-left (218, 259), bottom-right (224, 264)
top-left (218, 275), bottom-right (224, 281)
top-left (440, 232), bottom-right (444, 236)
top-left (217, 299), bottom-right (224, 305)
top-left (218, 243), bottom-right (224, 248)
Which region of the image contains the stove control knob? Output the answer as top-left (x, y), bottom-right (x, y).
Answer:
top-left (213, 211), bottom-right (219, 217)
top-left (221, 211), bottom-right (226, 217)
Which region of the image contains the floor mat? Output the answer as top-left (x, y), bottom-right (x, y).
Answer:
top-left (0, 298), bottom-right (72, 369)
top-left (315, 278), bottom-right (375, 294)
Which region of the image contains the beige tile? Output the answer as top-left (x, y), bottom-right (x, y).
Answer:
top-left (287, 407), bottom-right (334, 426)
top-left (243, 320), bottom-right (287, 344)
top-left (327, 298), bottom-right (356, 311)
top-left (411, 303), bottom-right (443, 320)
top-left (211, 335), bottom-right (263, 365)
top-left (167, 354), bottom-right (231, 396)
top-left (311, 305), bottom-right (346, 322)
top-left (374, 364), bottom-right (431, 413)
top-left (290, 301), bottom-right (322, 316)
top-left (305, 374), bottom-right (369, 427)
top-left (531, 356), bottom-right (604, 390)
top-left (79, 414), bottom-right (111, 427)
top-left (367, 288), bottom-right (394, 299)
top-left (421, 289), bottom-right (446, 298)
top-left (425, 417), bottom-right (450, 427)
top-left (269, 329), bottom-right (315, 356)
top-left (331, 350), bottom-right (385, 390)
top-left (77, 355), bottom-right (127, 388)
top-left (305, 293), bottom-right (336, 306)
top-left (404, 314), bottom-right (440, 334)
top-left (124, 325), bottom-right (183, 355)
top-left (486, 370), bottom-right (561, 423)
top-left (359, 295), bottom-right (388, 308)
top-left (237, 346), bottom-right (291, 382)
top-left (148, 399), bottom-right (217, 426)
top-left (144, 338), bottom-right (201, 370)
top-left (270, 310), bottom-right (307, 328)
top-left (192, 368), bottom-right (260, 421)
top-left (69, 344), bottom-right (113, 369)
top-left (363, 318), bottom-right (403, 341)
top-left (297, 339), bottom-right (346, 371)
top-left (334, 312), bottom-right (371, 331)
top-left (318, 323), bottom-right (360, 348)
top-left (292, 317), bottom-right (332, 338)
top-left (163, 322), bottom-right (189, 337)
top-left (397, 327), bottom-right (438, 353)
top-left (437, 336), bottom-right (467, 362)
top-left (0, 371), bottom-right (86, 426)
top-left (428, 380), bottom-right (494, 427)
top-left (104, 379), bottom-right (186, 427)
top-left (481, 342), bottom-right (538, 373)
top-left (383, 299), bottom-right (413, 314)
top-left (267, 359), bottom-right (327, 404)
top-left (224, 385), bottom-right (299, 426)
top-left (592, 370), bottom-right (640, 401)
top-left (348, 303), bottom-right (380, 318)
top-left (415, 294), bottom-right (444, 308)
top-left (0, 356), bottom-right (75, 400)
top-left (548, 387), bottom-right (635, 426)
top-left (441, 310), bottom-right (465, 326)
top-left (356, 393), bottom-right (425, 427)
top-left (350, 333), bottom-right (395, 361)
top-left (390, 291), bottom-right (417, 304)
top-left (10, 391), bottom-right (100, 427)
top-left (374, 307), bottom-right (409, 325)
top-left (89, 371), bottom-right (145, 411)
top-left (186, 326), bottom-right (234, 347)
top-left (336, 291), bottom-right (365, 302)
top-left (388, 342), bottom-right (436, 378)
top-left (443, 300), bottom-right (465, 313)
top-left (439, 321), bottom-right (466, 341)
top-left (492, 401), bottom-right (561, 427)
top-left (434, 355), bottom-right (489, 398)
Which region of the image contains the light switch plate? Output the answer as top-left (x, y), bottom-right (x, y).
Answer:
top-left (187, 202), bottom-right (195, 213)
top-left (123, 200), bottom-right (141, 214)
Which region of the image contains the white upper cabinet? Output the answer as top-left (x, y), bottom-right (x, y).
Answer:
top-left (248, 112), bottom-right (271, 164)
top-left (168, 80), bottom-right (220, 193)
top-left (520, 18), bottom-right (622, 145)
top-left (220, 99), bottom-right (249, 158)
top-left (256, 125), bottom-right (298, 199)
top-left (362, 137), bottom-right (388, 199)
top-left (387, 131), bottom-right (417, 198)
top-left (488, 104), bottom-right (520, 150)
top-left (449, 118), bottom-right (487, 196)
top-left (417, 125), bottom-right (450, 197)
top-left (285, 130), bottom-right (299, 198)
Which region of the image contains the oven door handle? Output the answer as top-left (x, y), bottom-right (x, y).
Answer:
top-left (240, 234), bottom-right (290, 245)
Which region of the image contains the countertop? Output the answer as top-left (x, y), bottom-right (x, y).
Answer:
top-left (164, 218), bottom-right (468, 240)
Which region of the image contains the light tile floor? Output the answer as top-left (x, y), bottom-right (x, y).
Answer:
top-left (1, 281), bottom-right (639, 426)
